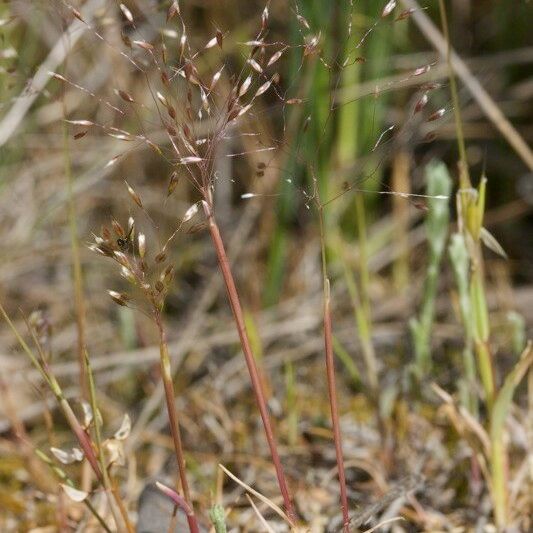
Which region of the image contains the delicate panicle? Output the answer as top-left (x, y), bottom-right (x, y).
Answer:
top-left (267, 48), bottom-right (286, 67)
top-left (113, 251), bottom-right (129, 267)
top-left (138, 233), bottom-right (146, 259)
top-left (121, 266), bottom-right (135, 283)
top-left (396, 8), bottom-right (416, 21)
top-left (125, 181), bottom-right (143, 208)
top-left (133, 40), bottom-right (154, 51)
top-left (261, 5), bottom-right (269, 30)
top-left (88, 244), bottom-right (106, 256)
top-left (108, 290), bottom-right (129, 306)
top-left (80, 401), bottom-right (94, 429)
top-left (381, 0), bottom-right (397, 18)
top-left (296, 14), bottom-right (310, 30)
top-left (119, 4), bottom-right (134, 23)
top-left (179, 156), bottom-right (204, 165)
top-left (372, 125), bottom-right (395, 152)
top-left (247, 59), bottom-right (263, 73)
top-left (155, 251), bottom-right (167, 263)
top-left (69, 6), bottom-right (85, 23)
top-left (167, 1), bottom-right (179, 21)
top-left (304, 34), bottom-right (321, 56)
top-left (180, 32), bottom-right (187, 57)
top-left (105, 155), bottom-right (120, 168)
top-left (205, 36), bottom-right (218, 49)
top-left (167, 171), bottom-right (179, 197)
top-left (428, 108), bottom-right (446, 121)
top-left (414, 93), bottom-right (429, 114)
top-left (255, 79), bottom-right (272, 98)
top-left (237, 103), bottom-right (253, 118)
top-left (117, 89), bottom-right (135, 103)
top-left (216, 29), bottom-right (223, 48)
top-left (412, 64), bottom-right (431, 77)
top-left (210, 66), bottom-right (224, 90)
top-left (156, 91), bottom-right (168, 107)
top-left (239, 75), bottom-right (253, 97)
top-left (65, 119), bottom-right (94, 127)
top-left (182, 203), bottom-right (199, 222)
top-left (112, 218), bottom-right (125, 237)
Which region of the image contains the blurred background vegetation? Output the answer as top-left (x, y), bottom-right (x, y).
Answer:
top-left (0, 0), bottom-right (531, 531)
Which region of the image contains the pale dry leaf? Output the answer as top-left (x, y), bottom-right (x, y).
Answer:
top-left (114, 413), bottom-right (131, 440)
top-left (61, 484), bottom-right (88, 503)
top-left (50, 447), bottom-right (84, 465)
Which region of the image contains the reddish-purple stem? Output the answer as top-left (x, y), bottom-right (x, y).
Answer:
top-left (156, 481), bottom-right (199, 533)
top-left (323, 285), bottom-right (350, 531)
top-left (157, 320), bottom-right (200, 533)
top-left (61, 399), bottom-right (103, 482)
top-left (202, 200), bottom-right (296, 522)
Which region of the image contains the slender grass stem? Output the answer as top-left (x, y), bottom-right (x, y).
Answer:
top-left (318, 206), bottom-right (350, 532)
top-left (156, 316), bottom-right (200, 533)
top-left (202, 200), bottom-right (296, 523)
top-left (62, 118), bottom-right (88, 399)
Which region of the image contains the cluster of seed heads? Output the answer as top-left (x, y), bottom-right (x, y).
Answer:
top-left (79, 0), bottom-right (451, 308)
top-left (89, 215), bottom-right (174, 316)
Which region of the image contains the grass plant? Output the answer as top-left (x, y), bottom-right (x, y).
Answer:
top-left (0, 1), bottom-right (531, 531)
